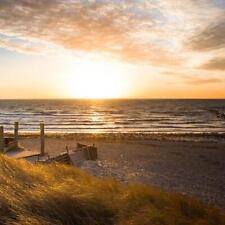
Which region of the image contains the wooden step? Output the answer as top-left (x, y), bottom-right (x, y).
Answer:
top-left (45, 153), bottom-right (71, 165)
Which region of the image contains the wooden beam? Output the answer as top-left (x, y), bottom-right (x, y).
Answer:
top-left (0, 126), bottom-right (4, 152)
top-left (14, 122), bottom-right (19, 148)
top-left (40, 122), bottom-right (45, 156)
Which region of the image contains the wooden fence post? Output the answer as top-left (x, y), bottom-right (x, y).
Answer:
top-left (40, 122), bottom-right (45, 156)
top-left (14, 122), bottom-right (19, 148)
top-left (0, 126), bottom-right (4, 152)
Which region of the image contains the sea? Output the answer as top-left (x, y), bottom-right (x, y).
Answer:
top-left (0, 99), bottom-right (224, 134)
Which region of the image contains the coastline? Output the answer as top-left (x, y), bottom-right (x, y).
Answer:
top-left (5, 131), bottom-right (225, 142)
top-left (14, 132), bottom-right (225, 209)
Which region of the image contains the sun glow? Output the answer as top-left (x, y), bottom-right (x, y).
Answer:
top-left (67, 59), bottom-right (127, 99)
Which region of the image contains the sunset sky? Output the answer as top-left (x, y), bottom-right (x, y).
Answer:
top-left (0, 0), bottom-right (225, 99)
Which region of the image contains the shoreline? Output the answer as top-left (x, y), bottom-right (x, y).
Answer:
top-left (5, 131), bottom-right (225, 142)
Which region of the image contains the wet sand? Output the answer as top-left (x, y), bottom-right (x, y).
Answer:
top-left (19, 134), bottom-right (225, 208)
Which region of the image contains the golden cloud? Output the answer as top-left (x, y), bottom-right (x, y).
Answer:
top-left (0, 0), bottom-right (224, 70)
top-left (200, 57), bottom-right (225, 71)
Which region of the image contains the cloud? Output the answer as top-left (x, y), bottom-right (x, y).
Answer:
top-left (162, 71), bottom-right (223, 85)
top-left (0, 0), bottom-right (177, 65)
top-left (0, 35), bottom-right (57, 54)
top-left (186, 77), bottom-right (222, 85)
top-left (0, 0), bottom-right (224, 69)
top-left (200, 57), bottom-right (225, 71)
top-left (0, 0), bottom-right (206, 66)
top-left (189, 18), bottom-right (225, 51)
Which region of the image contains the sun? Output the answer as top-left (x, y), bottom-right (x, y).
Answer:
top-left (66, 59), bottom-right (126, 99)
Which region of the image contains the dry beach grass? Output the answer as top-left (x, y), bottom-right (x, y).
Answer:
top-left (19, 134), bottom-right (225, 208)
top-left (0, 155), bottom-right (224, 225)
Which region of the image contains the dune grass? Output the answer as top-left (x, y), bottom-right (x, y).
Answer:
top-left (0, 155), bottom-right (224, 225)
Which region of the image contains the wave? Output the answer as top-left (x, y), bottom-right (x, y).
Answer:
top-left (0, 99), bottom-right (225, 133)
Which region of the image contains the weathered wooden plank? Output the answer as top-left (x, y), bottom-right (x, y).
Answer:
top-left (14, 122), bottom-right (19, 148)
top-left (44, 152), bottom-right (71, 165)
top-left (0, 126), bottom-right (4, 152)
top-left (40, 122), bottom-right (45, 156)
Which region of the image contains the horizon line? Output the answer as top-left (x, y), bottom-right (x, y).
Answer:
top-left (0, 98), bottom-right (225, 101)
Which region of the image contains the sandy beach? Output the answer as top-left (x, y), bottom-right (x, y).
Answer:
top-left (18, 133), bottom-right (225, 208)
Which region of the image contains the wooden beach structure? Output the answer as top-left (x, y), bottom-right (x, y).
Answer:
top-left (0, 122), bottom-right (23, 152)
top-left (39, 143), bottom-right (98, 166)
top-left (0, 122), bottom-right (98, 165)
top-left (0, 122), bottom-right (44, 162)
